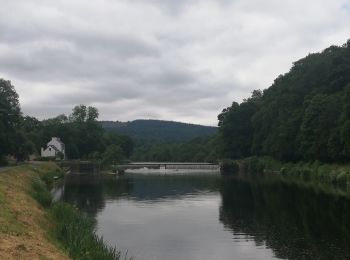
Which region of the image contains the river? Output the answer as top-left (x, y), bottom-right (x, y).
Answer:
top-left (54, 171), bottom-right (350, 260)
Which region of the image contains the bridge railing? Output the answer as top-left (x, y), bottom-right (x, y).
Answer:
top-left (165, 164), bottom-right (219, 170)
top-left (118, 163), bottom-right (220, 171)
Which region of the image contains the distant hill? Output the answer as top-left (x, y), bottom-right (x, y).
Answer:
top-left (100, 119), bottom-right (217, 142)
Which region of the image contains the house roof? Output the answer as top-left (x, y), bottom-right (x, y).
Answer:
top-left (48, 137), bottom-right (65, 149)
top-left (48, 145), bottom-right (60, 152)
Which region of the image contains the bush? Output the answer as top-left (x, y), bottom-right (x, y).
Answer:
top-left (336, 171), bottom-right (348, 184)
top-left (247, 157), bottom-right (264, 175)
top-left (39, 169), bottom-right (64, 189)
top-left (31, 177), bottom-right (52, 208)
top-left (300, 168), bottom-right (312, 181)
top-left (51, 203), bottom-right (124, 260)
top-left (220, 160), bottom-right (239, 175)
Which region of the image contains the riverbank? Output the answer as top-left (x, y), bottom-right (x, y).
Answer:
top-left (0, 163), bottom-right (125, 260)
top-left (223, 156), bottom-right (350, 189)
top-left (0, 163), bottom-right (68, 259)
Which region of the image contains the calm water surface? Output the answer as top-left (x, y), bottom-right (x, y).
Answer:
top-left (55, 172), bottom-right (350, 260)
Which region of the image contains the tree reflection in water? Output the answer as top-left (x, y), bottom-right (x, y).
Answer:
top-left (219, 177), bottom-right (350, 259)
top-left (58, 173), bottom-right (350, 259)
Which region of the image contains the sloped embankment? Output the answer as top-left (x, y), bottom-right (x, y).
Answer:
top-left (0, 163), bottom-right (68, 259)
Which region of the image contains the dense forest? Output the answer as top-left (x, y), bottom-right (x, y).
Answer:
top-left (102, 120), bottom-right (219, 162)
top-left (219, 39), bottom-right (350, 163)
top-left (131, 136), bottom-right (219, 162)
top-left (101, 120), bottom-right (217, 142)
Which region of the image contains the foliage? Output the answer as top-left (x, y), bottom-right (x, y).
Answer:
top-left (0, 82), bottom-right (134, 163)
top-left (101, 119), bottom-right (217, 142)
top-left (218, 90), bottom-right (262, 159)
top-left (69, 104), bottom-right (99, 122)
top-left (0, 79), bottom-right (33, 161)
top-left (27, 165), bottom-right (126, 259)
top-left (40, 169), bottom-right (64, 189)
top-left (1, 77), bottom-right (218, 164)
top-left (31, 176), bottom-right (53, 208)
top-left (102, 144), bottom-right (125, 165)
top-left (37, 110), bottom-right (134, 161)
top-left (0, 79), bottom-right (134, 163)
top-left (219, 39), bottom-right (350, 163)
top-left (220, 159), bottom-right (239, 175)
top-left (131, 135), bottom-right (220, 162)
top-left (240, 156), bottom-right (350, 187)
top-left (50, 202), bottom-right (124, 260)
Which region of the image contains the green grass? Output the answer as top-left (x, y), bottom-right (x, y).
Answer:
top-left (30, 165), bottom-right (128, 260)
top-left (0, 172), bottom-right (25, 235)
top-left (50, 203), bottom-right (125, 260)
top-left (31, 166), bottom-right (65, 189)
top-left (0, 190), bottom-right (25, 235)
top-left (31, 176), bottom-right (53, 208)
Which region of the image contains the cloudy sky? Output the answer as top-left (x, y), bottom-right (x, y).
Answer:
top-left (0, 0), bottom-right (349, 125)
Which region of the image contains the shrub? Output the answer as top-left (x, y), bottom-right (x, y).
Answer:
top-left (336, 171), bottom-right (348, 184)
top-left (31, 177), bottom-right (52, 208)
top-left (220, 160), bottom-right (239, 175)
top-left (247, 157), bottom-right (264, 176)
top-left (300, 168), bottom-right (312, 181)
top-left (51, 203), bottom-right (124, 260)
top-left (39, 169), bottom-right (64, 189)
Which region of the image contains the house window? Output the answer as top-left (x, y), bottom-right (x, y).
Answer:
top-left (49, 148), bottom-right (51, 151)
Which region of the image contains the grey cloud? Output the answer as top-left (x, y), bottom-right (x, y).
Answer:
top-left (70, 32), bottom-right (160, 58)
top-left (135, 67), bottom-right (196, 86)
top-left (1, 0), bottom-right (350, 125)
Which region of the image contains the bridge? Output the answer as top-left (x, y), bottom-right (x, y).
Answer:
top-left (117, 162), bottom-right (220, 171)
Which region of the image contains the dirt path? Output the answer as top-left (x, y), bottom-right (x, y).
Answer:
top-left (0, 165), bottom-right (69, 260)
top-left (0, 166), bottom-right (11, 173)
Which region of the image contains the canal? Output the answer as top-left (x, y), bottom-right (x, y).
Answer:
top-left (54, 172), bottom-right (350, 260)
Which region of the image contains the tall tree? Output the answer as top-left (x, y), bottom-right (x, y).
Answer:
top-left (0, 79), bottom-right (22, 160)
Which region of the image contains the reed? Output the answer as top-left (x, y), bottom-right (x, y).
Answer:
top-left (30, 166), bottom-right (129, 260)
top-left (31, 176), bottom-right (52, 208)
top-left (50, 202), bottom-right (125, 260)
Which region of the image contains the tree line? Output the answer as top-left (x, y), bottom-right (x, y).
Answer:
top-left (131, 136), bottom-right (220, 163)
top-left (218, 39), bottom-right (350, 163)
top-left (0, 80), bottom-right (133, 165)
top-left (101, 119), bottom-right (217, 142)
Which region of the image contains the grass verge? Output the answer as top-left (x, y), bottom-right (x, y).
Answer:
top-left (50, 203), bottom-right (124, 259)
top-left (31, 164), bottom-right (127, 260)
top-left (0, 163), bottom-right (68, 259)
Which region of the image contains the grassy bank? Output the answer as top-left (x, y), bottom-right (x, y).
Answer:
top-left (0, 163), bottom-right (68, 259)
top-left (0, 163), bottom-right (126, 260)
top-left (222, 156), bottom-right (350, 188)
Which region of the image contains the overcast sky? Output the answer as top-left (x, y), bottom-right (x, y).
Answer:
top-left (0, 0), bottom-right (349, 125)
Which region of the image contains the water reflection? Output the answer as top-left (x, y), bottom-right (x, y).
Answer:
top-left (220, 177), bottom-right (350, 259)
top-left (55, 175), bottom-right (134, 218)
top-left (56, 173), bottom-right (350, 260)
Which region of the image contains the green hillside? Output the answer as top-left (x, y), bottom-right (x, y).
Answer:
top-left (219, 40), bottom-right (350, 162)
top-left (100, 119), bottom-right (217, 142)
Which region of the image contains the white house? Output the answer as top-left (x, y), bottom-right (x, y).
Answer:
top-left (41, 137), bottom-right (66, 159)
